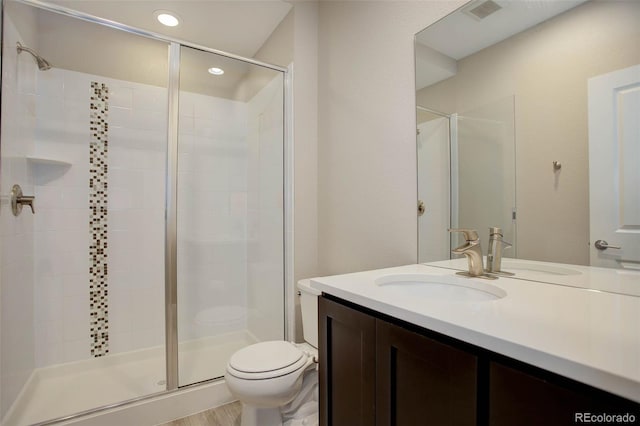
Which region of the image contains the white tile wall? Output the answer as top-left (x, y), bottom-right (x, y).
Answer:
top-left (31, 69), bottom-right (167, 364)
top-left (177, 91), bottom-right (250, 342)
top-left (3, 58), bottom-right (284, 416)
top-left (0, 15), bottom-right (37, 418)
top-left (30, 68), bottom-right (277, 363)
top-left (246, 75), bottom-right (285, 342)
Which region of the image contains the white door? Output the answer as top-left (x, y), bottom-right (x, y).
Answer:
top-left (588, 64), bottom-right (640, 268)
top-left (417, 117), bottom-right (450, 263)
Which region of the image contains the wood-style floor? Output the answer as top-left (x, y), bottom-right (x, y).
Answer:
top-left (158, 401), bottom-right (241, 426)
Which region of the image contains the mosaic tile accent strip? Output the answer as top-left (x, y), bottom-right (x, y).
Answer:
top-left (89, 81), bottom-right (110, 357)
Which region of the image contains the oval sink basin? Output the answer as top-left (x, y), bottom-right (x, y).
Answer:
top-left (375, 273), bottom-right (506, 302)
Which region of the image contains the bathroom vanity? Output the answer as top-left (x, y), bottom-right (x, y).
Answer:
top-left (311, 264), bottom-right (640, 425)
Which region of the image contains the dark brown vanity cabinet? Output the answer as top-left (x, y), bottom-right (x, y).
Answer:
top-left (319, 295), bottom-right (639, 426)
top-left (318, 295), bottom-right (376, 426)
top-left (489, 362), bottom-right (639, 426)
top-left (375, 318), bottom-right (478, 425)
top-left (319, 296), bottom-right (477, 426)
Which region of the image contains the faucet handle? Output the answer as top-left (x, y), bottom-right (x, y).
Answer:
top-left (448, 228), bottom-right (479, 241)
top-left (488, 227), bottom-right (511, 248)
top-left (489, 227), bottom-right (503, 236)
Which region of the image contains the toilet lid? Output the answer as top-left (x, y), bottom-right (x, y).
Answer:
top-left (229, 341), bottom-right (303, 374)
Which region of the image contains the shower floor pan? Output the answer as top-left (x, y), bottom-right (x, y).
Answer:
top-left (3, 331), bottom-right (254, 426)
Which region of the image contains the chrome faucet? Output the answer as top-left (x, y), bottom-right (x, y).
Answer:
top-left (486, 227), bottom-right (513, 275)
top-left (448, 228), bottom-right (496, 279)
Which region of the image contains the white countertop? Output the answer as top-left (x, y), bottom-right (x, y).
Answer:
top-left (428, 258), bottom-right (640, 297)
top-left (310, 263), bottom-right (640, 403)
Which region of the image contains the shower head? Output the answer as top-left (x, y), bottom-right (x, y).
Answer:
top-left (16, 42), bottom-right (52, 71)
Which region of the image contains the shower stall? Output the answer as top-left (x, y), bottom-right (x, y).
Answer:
top-left (0, 0), bottom-right (291, 424)
top-left (417, 97), bottom-right (516, 263)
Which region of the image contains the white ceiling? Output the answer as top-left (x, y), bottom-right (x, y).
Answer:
top-left (7, 0), bottom-right (291, 99)
top-left (47, 0), bottom-right (293, 58)
top-left (416, 0), bottom-right (588, 60)
top-left (415, 0), bottom-right (588, 90)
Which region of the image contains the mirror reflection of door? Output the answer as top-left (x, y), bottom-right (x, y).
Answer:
top-left (588, 64), bottom-right (640, 269)
top-left (417, 108), bottom-right (450, 263)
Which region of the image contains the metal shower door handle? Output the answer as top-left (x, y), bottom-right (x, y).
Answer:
top-left (594, 240), bottom-right (621, 250)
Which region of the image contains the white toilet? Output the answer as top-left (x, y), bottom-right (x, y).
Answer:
top-left (225, 280), bottom-right (321, 426)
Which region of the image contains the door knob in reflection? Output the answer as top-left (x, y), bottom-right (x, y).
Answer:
top-left (594, 240), bottom-right (621, 250)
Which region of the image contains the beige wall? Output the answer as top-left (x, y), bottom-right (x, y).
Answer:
top-left (417, 0), bottom-right (640, 265)
top-left (255, 8), bottom-right (294, 67)
top-left (240, 9), bottom-right (294, 101)
top-left (241, 1), bottom-right (319, 340)
top-left (292, 2), bottom-right (319, 284)
top-left (316, 0), bottom-right (464, 275)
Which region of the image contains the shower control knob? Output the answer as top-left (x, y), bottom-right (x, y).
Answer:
top-left (11, 184), bottom-right (35, 216)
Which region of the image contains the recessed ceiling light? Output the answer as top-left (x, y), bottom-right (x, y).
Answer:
top-left (154, 10), bottom-right (180, 27)
top-left (208, 67), bottom-right (225, 76)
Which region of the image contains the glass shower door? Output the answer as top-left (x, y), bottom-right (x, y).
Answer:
top-left (0, 2), bottom-right (169, 423)
top-left (455, 97), bottom-right (516, 251)
top-left (176, 46), bottom-right (285, 386)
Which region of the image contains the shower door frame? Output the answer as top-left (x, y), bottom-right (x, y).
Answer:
top-left (3, 0), bottom-right (294, 420)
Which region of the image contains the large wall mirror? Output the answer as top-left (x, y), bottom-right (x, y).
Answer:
top-left (415, 0), bottom-right (640, 270)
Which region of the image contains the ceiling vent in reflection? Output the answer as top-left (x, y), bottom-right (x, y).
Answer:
top-left (463, 0), bottom-right (503, 20)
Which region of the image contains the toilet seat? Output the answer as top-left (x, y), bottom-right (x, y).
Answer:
top-left (227, 341), bottom-right (310, 380)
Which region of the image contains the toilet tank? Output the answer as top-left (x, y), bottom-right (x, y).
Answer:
top-left (297, 279), bottom-right (321, 348)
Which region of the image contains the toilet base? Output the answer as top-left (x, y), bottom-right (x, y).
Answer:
top-left (240, 404), bottom-right (283, 426)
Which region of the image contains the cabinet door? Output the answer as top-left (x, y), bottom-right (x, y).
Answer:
top-left (376, 320), bottom-right (478, 426)
top-left (489, 362), bottom-right (640, 426)
top-left (319, 297), bottom-right (376, 426)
